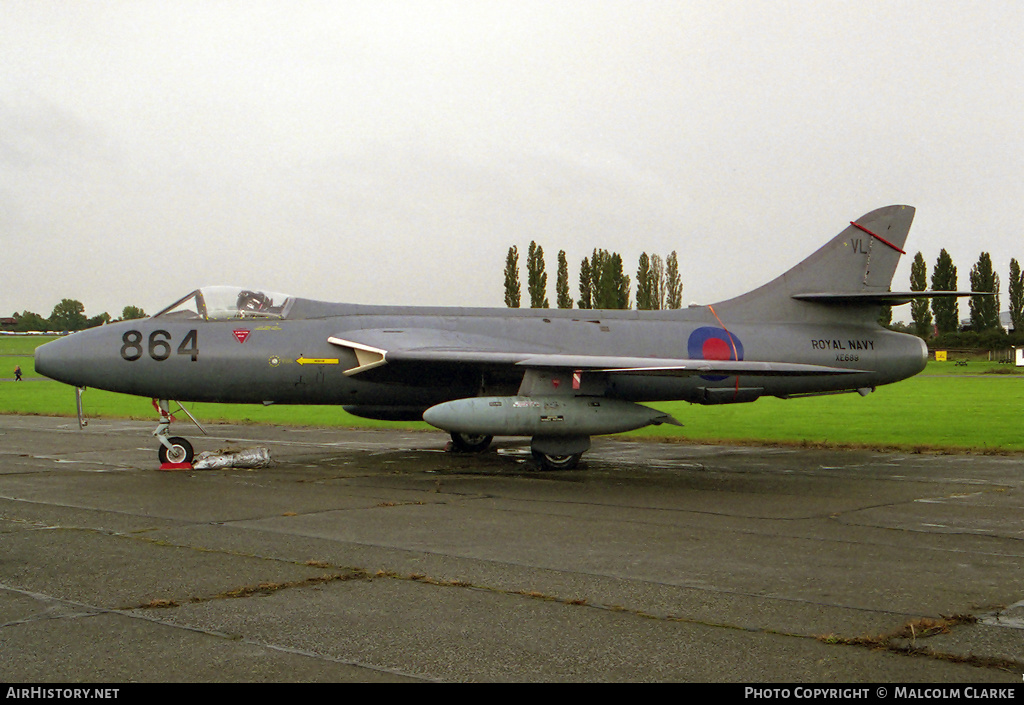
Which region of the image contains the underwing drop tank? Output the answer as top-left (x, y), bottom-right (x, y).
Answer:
top-left (422, 396), bottom-right (681, 437)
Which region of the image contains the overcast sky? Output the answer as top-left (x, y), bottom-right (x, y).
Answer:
top-left (2, 1), bottom-right (1022, 322)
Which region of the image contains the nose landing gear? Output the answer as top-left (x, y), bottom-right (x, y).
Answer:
top-left (153, 399), bottom-right (205, 468)
top-left (158, 436), bottom-right (194, 465)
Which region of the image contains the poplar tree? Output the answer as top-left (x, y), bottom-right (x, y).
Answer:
top-left (1009, 258), bottom-right (1024, 334)
top-left (526, 241), bottom-right (549, 308)
top-left (555, 250), bottom-right (572, 309)
top-left (909, 251), bottom-right (932, 338)
top-left (650, 254), bottom-right (665, 310)
top-left (606, 252), bottom-right (631, 309)
top-left (588, 249), bottom-right (630, 309)
top-left (969, 252), bottom-right (1000, 332)
top-left (503, 246), bottom-right (521, 308)
top-left (931, 249), bottom-right (959, 334)
top-left (636, 253), bottom-right (654, 310)
top-left (665, 251), bottom-right (682, 309)
top-left (577, 258), bottom-right (592, 309)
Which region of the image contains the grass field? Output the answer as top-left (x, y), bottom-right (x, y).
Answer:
top-left (3, 335), bottom-right (1022, 452)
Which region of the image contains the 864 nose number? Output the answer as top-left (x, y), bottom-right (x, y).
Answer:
top-left (121, 330), bottom-right (199, 362)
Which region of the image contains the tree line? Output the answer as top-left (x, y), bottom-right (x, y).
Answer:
top-left (502, 243), bottom-right (1024, 350)
top-left (6, 300), bottom-right (147, 332)
top-left (901, 249), bottom-right (1022, 348)
top-left (503, 241), bottom-right (683, 310)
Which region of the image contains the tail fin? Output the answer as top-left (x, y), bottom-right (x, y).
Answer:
top-left (714, 205), bottom-right (915, 322)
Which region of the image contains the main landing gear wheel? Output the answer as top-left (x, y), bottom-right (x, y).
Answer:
top-left (158, 436), bottom-right (194, 465)
top-left (532, 450), bottom-right (583, 471)
top-left (450, 432), bottom-right (493, 453)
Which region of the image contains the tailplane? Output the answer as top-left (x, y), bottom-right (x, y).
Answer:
top-left (714, 205), bottom-right (916, 322)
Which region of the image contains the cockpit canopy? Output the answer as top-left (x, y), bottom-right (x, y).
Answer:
top-left (154, 287), bottom-right (294, 321)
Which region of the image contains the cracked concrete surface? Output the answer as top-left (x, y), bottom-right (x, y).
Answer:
top-left (0, 416), bottom-right (1021, 682)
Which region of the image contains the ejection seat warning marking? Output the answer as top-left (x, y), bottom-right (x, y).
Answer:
top-left (297, 358), bottom-right (339, 365)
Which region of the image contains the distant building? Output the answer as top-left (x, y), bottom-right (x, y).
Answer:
top-left (960, 312), bottom-right (1014, 333)
top-left (0, 318), bottom-right (16, 331)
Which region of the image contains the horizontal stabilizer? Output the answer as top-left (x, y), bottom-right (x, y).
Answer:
top-left (793, 291), bottom-right (986, 307)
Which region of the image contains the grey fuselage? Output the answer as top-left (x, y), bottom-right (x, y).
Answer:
top-left (35, 205), bottom-right (939, 422)
top-left (34, 298), bottom-right (928, 413)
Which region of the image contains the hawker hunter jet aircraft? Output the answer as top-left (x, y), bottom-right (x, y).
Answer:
top-left (35, 205), bottom-right (971, 469)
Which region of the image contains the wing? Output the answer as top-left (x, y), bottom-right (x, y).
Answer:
top-left (328, 328), bottom-right (554, 376)
top-left (328, 329), bottom-right (864, 378)
top-left (519, 355), bottom-right (863, 377)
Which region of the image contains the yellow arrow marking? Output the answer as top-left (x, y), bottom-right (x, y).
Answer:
top-left (297, 358), bottom-right (340, 365)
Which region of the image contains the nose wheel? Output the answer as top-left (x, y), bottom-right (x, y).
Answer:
top-left (158, 436), bottom-right (194, 464)
top-left (153, 399), bottom-right (206, 467)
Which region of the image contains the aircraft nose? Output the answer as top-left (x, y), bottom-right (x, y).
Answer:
top-left (35, 336), bottom-right (66, 383)
top-left (34, 334), bottom-right (85, 386)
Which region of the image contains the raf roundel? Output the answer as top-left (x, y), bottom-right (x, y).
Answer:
top-left (687, 326), bottom-right (744, 380)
